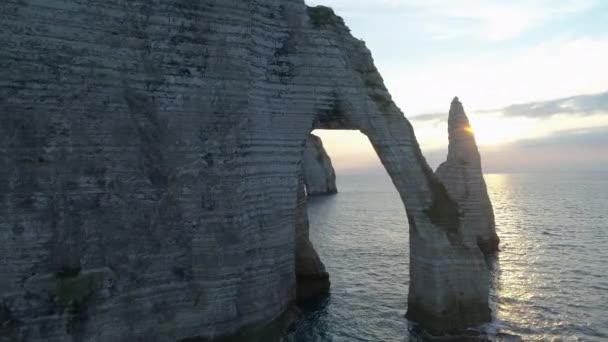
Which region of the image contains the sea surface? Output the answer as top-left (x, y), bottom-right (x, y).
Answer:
top-left (284, 172), bottom-right (608, 341)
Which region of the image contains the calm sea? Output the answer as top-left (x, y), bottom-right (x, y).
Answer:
top-left (284, 172), bottom-right (608, 341)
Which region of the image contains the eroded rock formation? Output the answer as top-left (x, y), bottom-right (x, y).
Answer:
top-left (1, 2), bottom-right (490, 340)
top-left (295, 169), bottom-right (330, 302)
top-left (303, 134), bottom-right (337, 196)
top-left (436, 98), bottom-right (500, 254)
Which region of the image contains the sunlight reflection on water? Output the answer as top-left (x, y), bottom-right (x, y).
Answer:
top-left (285, 172), bottom-right (608, 341)
top-left (486, 173), bottom-right (608, 341)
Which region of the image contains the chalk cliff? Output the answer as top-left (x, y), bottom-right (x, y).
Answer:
top-left (0, 2), bottom-right (490, 340)
top-left (295, 169), bottom-right (330, 302)
top-left (436, 98), bottom-right (500, 254)
top-left (303, 134), bottom-right (337, 196)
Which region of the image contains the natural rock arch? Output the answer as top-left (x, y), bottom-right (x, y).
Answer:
top-left (296, 94), bottom-right (499, 332)
top-left (295, 90), bottom-right (491, 332)
top-left (0, 1), bottom-right (493, 340)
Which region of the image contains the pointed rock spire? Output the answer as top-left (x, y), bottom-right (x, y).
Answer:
top-left (446, 96), bottom-right (480, 165)
top-left (436, 97), bottom-right (499, 254)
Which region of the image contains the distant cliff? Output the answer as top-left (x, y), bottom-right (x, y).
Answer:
top-left (303, 134), bottom-right (337, 196)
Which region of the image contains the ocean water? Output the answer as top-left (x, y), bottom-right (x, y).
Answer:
top-left (284, 172), bottom-right (608, 341)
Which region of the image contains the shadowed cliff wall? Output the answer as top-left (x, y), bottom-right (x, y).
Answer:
top-left (0, 1), bottom-right (491, 340)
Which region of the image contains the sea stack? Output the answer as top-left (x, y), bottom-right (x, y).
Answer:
top-left (303, 134), bottom-right (338, 196)
top-left (436, 97), bottom-right (500, 254)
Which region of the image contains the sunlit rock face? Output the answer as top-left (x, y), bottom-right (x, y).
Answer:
top-left (0, 1), bottom-right (490, 340)
top-left (303, 134), bottom-right (337, 196)
top-left (436, 98), bottom-right (500, 254)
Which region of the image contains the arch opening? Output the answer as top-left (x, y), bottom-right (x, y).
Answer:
top-left (295, 129), bottom-right (412, 338)
top-left (295, 103), bottom-right (493, 334)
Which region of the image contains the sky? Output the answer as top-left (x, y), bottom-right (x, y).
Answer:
top-left (305, 0), bottom-right (608, 173)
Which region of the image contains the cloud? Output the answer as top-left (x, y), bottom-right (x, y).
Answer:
top-left (306, 0), bottom-right (599, 41)
top-left (303, 1), bottom-right (608, 173)
top-left (477, 125), bottom-right (608, 172)
top-left (508, 125), bottom-right (608, 148)
top-left (383, 36), bottom-right (608, 115)
top-left (408, 112), bottom-right (446, 123)
top-left (406, 90), bottom-right (608, 172)
top-left (491, 91), bottom-right (608, 118)
top-left (313, 118), bottom-right (608, 174)
top-left (417, 124), bottom-right (608, 172)
top-left (410, 90), bottom-right (608, 126)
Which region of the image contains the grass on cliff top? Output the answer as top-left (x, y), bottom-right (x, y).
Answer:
top-left (307, 6), bottom-right (344, 29)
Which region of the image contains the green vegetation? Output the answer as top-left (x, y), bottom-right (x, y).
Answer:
top-left (55, 265), bottom-right (81, 280)
top-left (54, 275), bottom-right (95, 308)
top-left (307, 6), bottom-right (344, 29)
top-left (369, 93), bottom-right (392, 112)
top-left (364, 77), bottom-right (380, 89)
top-left (52, 268), bottom-right (101, 312)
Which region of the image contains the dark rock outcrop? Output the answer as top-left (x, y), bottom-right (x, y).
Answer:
top-left (436, 97), bottom-right (500, 254)
top-left (0, 2), bottom-right (492, 340)
top-left (303, 134), bottom-right (338, 196)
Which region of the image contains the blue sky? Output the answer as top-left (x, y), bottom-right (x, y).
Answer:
top-left (306, 0), bottom-right (608, 172)
top-left (307, 0), bottom-right (608, 113)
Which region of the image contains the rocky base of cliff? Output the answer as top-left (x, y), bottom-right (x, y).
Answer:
top-left (296, 164), bottom-right (331, 304)
top-left (477, 236), bottom-right (500, 255)
top-left (406, 235), bottom-right (491, 335)
top-left (178, 305), bottom-right (301, 342)
top-left (406, 301), bottom-right (491, 335)
top-left (295, 237), bottom-right (331, 303)
top-left (296, 273), bottom-right (331, 304)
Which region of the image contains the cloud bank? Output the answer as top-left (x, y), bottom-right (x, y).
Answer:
top-left (315, 90), bottom-right (608, 173)
top-left (410, 91), bottom-right (608, 124)
top-left (495, 91), bottom-right (608, 118)
top-left (306, 0), bottom-right (599, 41)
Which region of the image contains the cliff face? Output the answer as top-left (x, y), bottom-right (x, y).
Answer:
top-left (295, 169), bottom-right (330, 302)
top-left (436, 98), bottom-right (500, 254)
top-left (303, 134), bottom-right (337, 196)
top-left (1, 2), bottom-right (490, 340)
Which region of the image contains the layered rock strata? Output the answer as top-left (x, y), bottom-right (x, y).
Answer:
top-left (303, 134), bottom-right (337, 196)
top-left (295, 169), bottom-right (330, 302)
top-left (0, 1), bottom-right (490, 340)
top-left (436, 98), bottom-right (500, 254)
